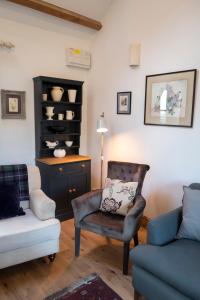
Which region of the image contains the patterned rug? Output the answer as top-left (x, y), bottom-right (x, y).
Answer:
top-left (45, 273), bottom-right (122, 300)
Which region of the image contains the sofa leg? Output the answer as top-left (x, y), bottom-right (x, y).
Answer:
top-left (123, 241), bottom-right (130, 275)
top-left (134, 289), bottom-right (141, 300)
top-left (134, 232), bottom-right (139, 246)
top-left (48, 253), bottom-right (56, 262)
top-left (75, 227), bottom-right (81, 257)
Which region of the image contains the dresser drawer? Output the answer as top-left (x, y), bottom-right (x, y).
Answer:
top-left (51, 160), bottom-right (90, 175)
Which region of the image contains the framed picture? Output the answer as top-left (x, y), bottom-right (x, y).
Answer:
top-left (1, 90), bottom-right (26, 119)
top-left (144, 69), bottom-right (197, 127)
top-left (117, 91), bottom-right (131, 114)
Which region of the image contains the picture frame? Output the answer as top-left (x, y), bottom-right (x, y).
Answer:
top-left (1, 90), bottom-right (26, 119)
top-left (117, 91), bottom-right (131, 114)
top-left (144, 69), bottom-right (197, 127)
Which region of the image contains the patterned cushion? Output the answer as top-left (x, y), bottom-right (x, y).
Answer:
top-left (0, 164), bottom-right (29, 202)
top-left (100, 178), bottom-right (138, 216)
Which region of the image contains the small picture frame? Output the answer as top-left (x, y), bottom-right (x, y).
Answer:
top-left (144, 69), bottom-right (197, 127)
top-left (117, 91), bottom-right (131, 114)
top-left (1, 90), bottom-right (26, 119)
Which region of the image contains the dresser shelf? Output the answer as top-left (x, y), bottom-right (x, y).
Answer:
top-left (41, 119), bottom-right (80, 123)
top-left (42, 101), bottom-right (82, 106)
top-left (33, 76), bottom-right (83, 158)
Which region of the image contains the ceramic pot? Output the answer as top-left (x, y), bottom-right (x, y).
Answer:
top-left (51, 86), bottom-right (64, 102)
top-left (53, 149), bottom-right (66, 158)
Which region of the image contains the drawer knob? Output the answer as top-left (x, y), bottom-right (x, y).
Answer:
top-left (72, 188), bottom-right (76, 192)
top-left (81, 164), bottom-right (85, 168)
top-left (59, 167), bottom-right (64, 172)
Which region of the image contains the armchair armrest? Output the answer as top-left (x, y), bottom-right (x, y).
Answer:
top-left (123, 195), bottom-right (146, 241)
top-left (147, 207), bottom-right (182, 246)
top-left (30, 189), bottom-right (56, 221)
top-left (72, 189), bottom-right (102, 227)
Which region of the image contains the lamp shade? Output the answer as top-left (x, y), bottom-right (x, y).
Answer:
top-left (97, 113), bottom-right (108, 133)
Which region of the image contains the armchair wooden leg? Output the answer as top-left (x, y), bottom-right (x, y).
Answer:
top-left (48, 253), bottom-right (56, 262)
top-left (75, 227), bottom-right (81, 257)
top-left (123, 241), bottom-right (130, 275)
top-left (134, 232), bottom-right (139, 246)
top-left (134, 289), bottom-right (142, 300)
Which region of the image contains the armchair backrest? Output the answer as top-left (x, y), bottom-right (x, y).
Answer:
top-left (189, 183), bottom-right (200, 190)
top-left (107, 161), bottom-right (150, 195)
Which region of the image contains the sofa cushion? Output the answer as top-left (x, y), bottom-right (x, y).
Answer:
top-left (130, 239), bottom-right (200, 300)
top-left (100, 178), bottom-right (138, 216)
top-left (177, 186), bottom-right (200, 242)
top-left (0, 164), bottom-right (29, 203)
top-left (81, 211), bottom-right (124, 239)
top-left (0, 209), bottom-right (60, 253)
top-left (0, 183), bottom-right (25, 219)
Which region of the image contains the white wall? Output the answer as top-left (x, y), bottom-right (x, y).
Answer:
top-left (88, 0), bottom-right (200, 217)
top-left (0, 0), bottom-right (96, 165)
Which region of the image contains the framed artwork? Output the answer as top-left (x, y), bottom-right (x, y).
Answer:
top-left (144, 69), bottom-right (197, 127)
top-left (1, 90), bottom-right (26, 119)
top-left (117, 91), bottom-right (131, 114)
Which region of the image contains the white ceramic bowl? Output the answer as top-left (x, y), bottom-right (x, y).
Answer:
top-left (65, 141), bottom-right (73, 147)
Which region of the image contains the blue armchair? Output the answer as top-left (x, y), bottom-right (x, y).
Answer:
top-left (130, 183), bottom-right (200, 300)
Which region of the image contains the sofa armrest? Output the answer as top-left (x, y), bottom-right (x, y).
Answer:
top-left (72, 189), bottom-right (102, 227)
top-left (30, 189), bottom-right (56, 221)
top-left (147, 207), bottom-right (182, 246)
top-left (123, 195), bottom-right (146, 241)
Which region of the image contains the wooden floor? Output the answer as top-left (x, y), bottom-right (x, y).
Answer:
top-left (0, 219), bottom-right (146, 300)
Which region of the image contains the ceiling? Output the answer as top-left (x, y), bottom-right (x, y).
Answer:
top-left (47, 0), bottom-right (113, 21)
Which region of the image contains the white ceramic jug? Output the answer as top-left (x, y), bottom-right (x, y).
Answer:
top-left (51, 86), bottom-right (64, 102)
top-left (66, 110), bottom-right (75, 120)
top-left (68, 89), bottom-right (77, 103)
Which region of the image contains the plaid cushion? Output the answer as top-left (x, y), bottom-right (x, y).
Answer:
top-left (0, 164), bottom-right (29, 202)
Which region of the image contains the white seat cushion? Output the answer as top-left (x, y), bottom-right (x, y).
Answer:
top-left (0, 209), bottom-right (60, 253)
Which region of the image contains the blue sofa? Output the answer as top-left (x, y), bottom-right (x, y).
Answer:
top-left (130, 187), bottom-right (200, 300)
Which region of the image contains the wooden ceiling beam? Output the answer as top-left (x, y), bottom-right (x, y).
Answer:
top-left (7, 0), bottom-right (102, 31)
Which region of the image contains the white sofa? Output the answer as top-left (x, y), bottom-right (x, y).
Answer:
top-left (0, 166), bottom-right (61, 269)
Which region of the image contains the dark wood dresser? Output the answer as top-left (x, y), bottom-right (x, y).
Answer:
top-left (37, 155), bottom-right (91, 221)
top-left (33, 76), bottom-right (91, 221)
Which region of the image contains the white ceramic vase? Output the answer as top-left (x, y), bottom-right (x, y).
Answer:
top-left (68, 89), bottom-right (77, 103)
top-left (51, 86), bottom-right (64, 102)
top-left (46, 106), bottom-right (54, 120)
